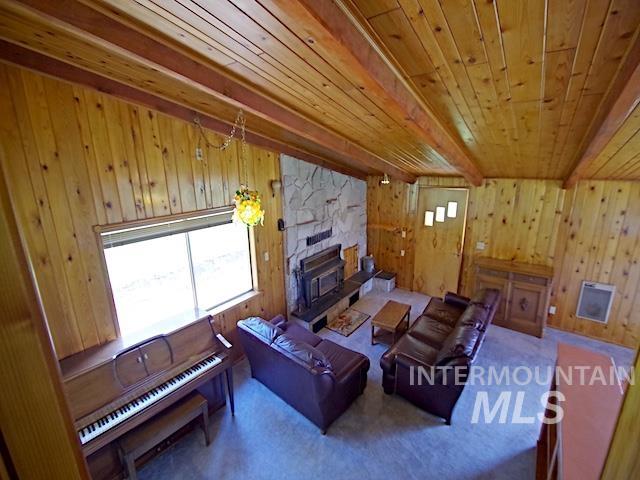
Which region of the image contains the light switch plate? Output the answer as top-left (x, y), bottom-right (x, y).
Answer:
top-left (401, 230), bottom-right (406, 238)
top-left (264, 252), bottom-right (269, 262)
top-left (400, 249), bottom-right (405, 257)
top-left (549, 305), bottom-right (557, 315)
top-left (476, 241), bottom-right (486, 251)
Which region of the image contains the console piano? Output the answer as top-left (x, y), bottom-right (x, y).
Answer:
top-left (59, 315), bottom-right (233, 462)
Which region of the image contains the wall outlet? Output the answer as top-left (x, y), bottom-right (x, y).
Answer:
top-left (400, 249), bottom-right (405, 257)
top-left (195, 147), bottom-right (204, 161)
top-left (263, 251), bottom-right (269, 262)
top-left (549, 305), bottom-right (557, 315)
top-left (476, 241), bottom-right (486, 251)
top-left (401, 229), bottom-right (406, 238)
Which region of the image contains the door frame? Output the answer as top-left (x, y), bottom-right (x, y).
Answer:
top-left (413, 185), bottom-right (470, 295)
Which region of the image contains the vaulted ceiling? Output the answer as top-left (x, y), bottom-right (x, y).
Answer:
top-left (0, 0), bottom-right (639, 184)
top-left (351, 0), bottom-right (640, 180)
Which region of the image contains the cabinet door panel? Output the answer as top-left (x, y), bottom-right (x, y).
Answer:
top-left (508, 281), bottom-right (545, 337)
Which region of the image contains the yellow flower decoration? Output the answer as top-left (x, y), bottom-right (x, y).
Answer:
top-left (233, 185), bottom-right (265, 227)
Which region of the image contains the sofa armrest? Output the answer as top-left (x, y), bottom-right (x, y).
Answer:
top-left (396, 354), bottom-right (470, 386)
top-left (312, 367), bottom-right (337, 401)
top-left (269, 314), bottom-right (287, 328)
top-left (395, 355), bottom-right (469, 424)
top-left (380, 350), bottom-right (397, 374)
top-left (335, 356), bottom-right (370, 386)
top-left (444, 292), bottom-right (471, 309)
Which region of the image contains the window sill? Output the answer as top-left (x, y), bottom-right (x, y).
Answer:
top-left (116, 290), bottom-right (262, 347)
top-left (207, 290), bottom-right (262, 316)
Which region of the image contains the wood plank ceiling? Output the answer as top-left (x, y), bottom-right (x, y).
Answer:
top-left (582, 101), bottom-right (640, 179)
top-left (0, 0), bottom-right (639, 183)
top-left (350, 0), bottom-right (640, 179)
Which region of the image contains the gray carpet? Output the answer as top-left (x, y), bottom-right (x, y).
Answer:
top-left (138, 289), bottom-right (634, 480)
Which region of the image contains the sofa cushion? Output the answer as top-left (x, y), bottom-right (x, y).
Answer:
top-left (280, 322), bottom-right (322, 347)
top-left (241, 317), bottom-right (283, 344)
top-left (423, 297), bottom-right (465, 327)
top-left (436, 324), bottom-right (481, 365)
top-left (380, 334), bottom-right (439, 372)
top-left (316, 340), bottom-right (369, 381)
top-left (444, 292), bottom-right (471, 309)
top-left (269, 314), bottom-right (287, 328)
top-left (457, 304), bottom-right (489, 331)
top-left (408, 315), bottom-right (454, 349)
top-left (273, 334), bottom-right (332, 370)
top-left (471, 288), bottom-right (501, 310)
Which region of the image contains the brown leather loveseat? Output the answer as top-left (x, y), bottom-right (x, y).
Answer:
top-left (380, 289), bottom-right (500, 424)
top-left (237, 315), bottom-right (369, 433)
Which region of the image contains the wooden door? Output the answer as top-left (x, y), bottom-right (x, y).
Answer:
top-left (413, 188), bottom-right (468, 298)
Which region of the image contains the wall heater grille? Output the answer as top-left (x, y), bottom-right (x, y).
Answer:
top-left (576, 281), bottom-right (615, 324)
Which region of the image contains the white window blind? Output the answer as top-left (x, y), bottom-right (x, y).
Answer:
top-left (101, 209), bottom-right (234, 248)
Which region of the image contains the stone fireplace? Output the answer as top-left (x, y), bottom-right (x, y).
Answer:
top-left (280, 154), bottom-right (367, 313)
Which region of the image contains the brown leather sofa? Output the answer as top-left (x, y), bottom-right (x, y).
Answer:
top-left (237, 315), bottom-right (369, 433)
top-left (380, 289), bottom-right (500, 424)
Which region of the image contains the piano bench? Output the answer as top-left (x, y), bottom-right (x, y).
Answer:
top-left (117, 392), bottom-right (210, 480)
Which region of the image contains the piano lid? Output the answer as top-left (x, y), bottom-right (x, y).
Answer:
top-left (60, 309), bottom-right (213, 381)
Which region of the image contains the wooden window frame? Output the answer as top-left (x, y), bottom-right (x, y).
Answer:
top-left (93, 206), bottom-right (259, 339)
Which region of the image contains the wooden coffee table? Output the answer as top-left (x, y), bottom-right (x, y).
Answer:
top-left (371, 300), bottom-right (411, 345)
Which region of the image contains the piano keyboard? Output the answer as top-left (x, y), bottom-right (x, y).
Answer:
top-left (78, 354), bottom-right (221, 445)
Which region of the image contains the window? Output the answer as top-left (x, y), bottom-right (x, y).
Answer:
top-left (101, 209), bottom-right (253, 337)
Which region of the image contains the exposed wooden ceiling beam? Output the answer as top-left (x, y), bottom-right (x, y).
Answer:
top-left (564, 60), bottom-right (640, 189)
top-left (289, 0), bottom-right (483, 186)
top-left (10, 0), bottom-right (416, 183)
top-left (0, 40), bottom-right (369, 181)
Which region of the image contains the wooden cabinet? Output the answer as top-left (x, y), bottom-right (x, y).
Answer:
top-left (474, 258), bottom-right (553, 337)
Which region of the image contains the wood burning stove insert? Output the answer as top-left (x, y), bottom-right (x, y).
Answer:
top-left (299, 244), bottom-right (345, 309)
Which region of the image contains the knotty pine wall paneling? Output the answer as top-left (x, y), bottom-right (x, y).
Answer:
top-left (460, 178), bottom-right (565, 293)
top-left (368, 176), bottom-right (640, 348)
top-left (551, 180), bottom-right (640, 347)
top-left (368, 177), bottom-right (563, 290)
top-left (0, 63), bottom-right (285, 359)
top-left (0, 142), bottom-right (89, 478)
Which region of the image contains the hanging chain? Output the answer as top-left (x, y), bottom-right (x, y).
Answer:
top-left (239, 110), bottom-right (248, 187)
top-left (193, 110), bottom-right (245, 152)
top-left (193, 110), bottom-right (249, 187)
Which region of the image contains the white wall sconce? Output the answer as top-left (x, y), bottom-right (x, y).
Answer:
top-left (270, 179), bottom-right (282, 197)
top-left (447, 201), bottom-right (458, 218)
top-left (424, 210), bottom-right (434, 227)
top-left (435, 206), bottom-right (446, 223)
top-left (380, 173), bottom-right (390, 185)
